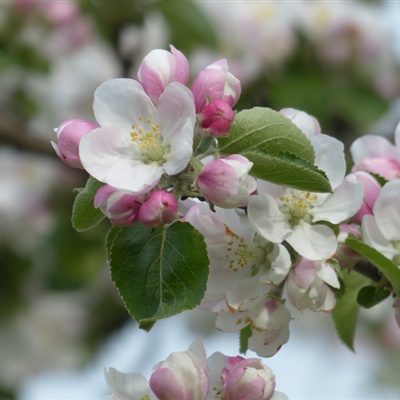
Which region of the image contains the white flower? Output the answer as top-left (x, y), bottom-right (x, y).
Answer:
top-left (80, 79), bottom-right (195, 194)
top-left (286, 259), bottom-right (339, 312)
top-left (248, 135), bottom-right (364, 260)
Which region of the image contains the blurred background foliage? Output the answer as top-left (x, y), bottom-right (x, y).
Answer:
top-left (1, 0), bottom-right (400, 398)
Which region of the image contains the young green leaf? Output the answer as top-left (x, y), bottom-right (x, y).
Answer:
top-left (108, 221), bottom-right (209, 329)
top-left (242, 150), bottom-right (331, 193)
top-left (219, 107), bottom-right (315, 163)
top-left (345, 237), bottom-right (400, 297)
top-left (332, 271), bottom-right (370, 351)
top-left (239, 325), bottom-right (252, 354)
top-left (71, 176), bottom-right (105, 232)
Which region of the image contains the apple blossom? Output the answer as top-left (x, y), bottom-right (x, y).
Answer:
top-left (137, 45), bottom-right (190, 104)
top-left (279, 107), bottom-right (321, 138)
top-left (79, 79), bottom-right (195, 195)
top-left (51, 118), bottom-right (98, 169)
top-left (197, 155), bottom-right (257, 208)
top-left (248, 135), bottom-right (364, 260)
top-left (149, 339), bottom-right (209, 400)
top-left (191, 59), bottom-right (241, 113)
top-left (286, 259), bottom-right (339, 312)
top-left (94, 184), bottom-right (144, 226)
top-left (220, 356), bottom-right (276, 400)
top-left (138, 190), bottom-right (178, 228)
top-left (345, 171), bottom-right (381, 224)
top-left (200, 100), bottom-right (235, 137)
top-left (104, 367), bottom-right (156, 400)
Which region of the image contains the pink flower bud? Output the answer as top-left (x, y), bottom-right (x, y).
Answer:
top-left (94, 184), bottom-right (144, 226)
top-left (191, 59), bottom-right (241, 113)
top-left (52, 119), bottom-right (98, 169)
top-left (335, 224), bottom-right (362, 269)
top-left (137, 45), bottom-right (190, 104)
top-left (221, 356), bottom-right (276, 400)
top-left (345, 171), bottom-right (381, 224)
top-left (138, 190), bottom-right (178, 228)
top-left (149, 340), bottom-right (209, 400)
top-left (201, 100), bottom-right (235, 137)
top-left (198, 155), bottom-right (257, 208)
top-left (279, 108), bottom-right (321, 138)
top-left (352, 157), bottom-right (400, 181)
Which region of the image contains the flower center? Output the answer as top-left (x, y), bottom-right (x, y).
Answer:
top-left (225, 225), bottom-right (265, 272)
top-left (279, 191), bottom-right (318, 225)
top-left (130, 116), bottom-right (165, 163)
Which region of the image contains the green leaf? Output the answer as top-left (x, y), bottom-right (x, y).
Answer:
top-left (239, 324), bottom-right (252, 354)
top-left (109, 221), bottom-right (209, 328)
top-left (241, 150), bottom-right (331, 193)
top-left (332, 271), bottom-right (370, 350)
top-left (72, 177), bottom-right (105, 232)
top-left (218, 107), bottom-right (331, 192)
top-left (345, 237), bottom-right (400, 297)
top-left (219, 107), bottom-right (315, 163)
top-left (357, 285), bottom-right (391, 309)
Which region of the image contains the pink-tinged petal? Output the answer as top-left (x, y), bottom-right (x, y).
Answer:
top-left (286, 221), bottom-right (337, 260)
top-left (292, 259), bottom-right (316, 289)
top-left (352, 157), bottom-right (400, 181)
top-left (346, 171), bottom-right (381, 224)
top-left (93, 79), bottom-right (157, 133)
top-left (150, 368), bottom-right (186, 400)
top-left (198, 160), bottom-right (238, 203)
top-left (312, 181), bottom-right (364, 224)
top-left (374, 180), bottom-right (400, 241)
top-left (311, 134), bottom-right (345, 189)
top-left (350, 135), bottom-right (400, 163)
top-left (248, 194), bottom-right (291, 243)
top-left (170, 45), bottom-right (190, 85)
top-left (215, 308), bottom-right (249, 332)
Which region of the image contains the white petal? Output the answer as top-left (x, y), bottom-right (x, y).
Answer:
top-left (317, 261), bottom-right (340, 288)
top-left (262, 244), bottom-right (292, 285)
top-left (286, 221), bottom-right (337, 260)
top-left (94, 79), bottom-right (157, 132)
top-left (157, 83), bottom-right (195, 175)
top-left (271, 391), bottom-right (289, 400)
top-left (362, 215), bottom-right (398, 260)
top-left (311, 134), bottom-right (345, 189)
top-left (374, 180), bottom-right (400, 241)
top-left (248, 325), bottom-right (290, 357)
top-left (312, 181), bottom-right (364, 224)
top-left (104, 368), bottom-right (155, 400)
top-left (248, 194), bottom-right (291, 243)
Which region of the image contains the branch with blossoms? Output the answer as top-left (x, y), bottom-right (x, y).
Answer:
top-left (52, 45), bottom-right (400, 399)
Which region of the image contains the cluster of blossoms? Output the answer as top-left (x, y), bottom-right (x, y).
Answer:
top-left (53, 44), bottom-right (400, 396)
top-left (104, 339), bottom-right (287, 400)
